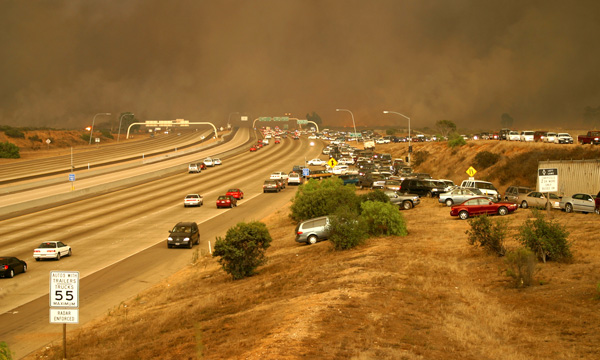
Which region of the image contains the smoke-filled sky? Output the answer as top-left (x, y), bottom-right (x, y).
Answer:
top-left (1, 0), bottom-right (599, 130)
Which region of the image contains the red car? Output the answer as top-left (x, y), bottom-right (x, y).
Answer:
top-left (257, 143), bottom-right (264, 148)
top-left (274, 139), bottom-right (281, 144)
top-left (216, 195), bottom-right (237, 208)
top-left (226, 188), bottom-right (244, 200)
top-left (450, 197), bottom-right (518, 220)
top-left (250, 146), bottom-right (257, 152)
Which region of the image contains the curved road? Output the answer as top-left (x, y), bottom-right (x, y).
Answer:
top-left (0, 135), bottom-right (324, 359)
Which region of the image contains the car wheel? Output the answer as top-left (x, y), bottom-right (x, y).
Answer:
top-left (403, 201), bottom-right (413, 210)
top-left (56, 252), bottom-right (61, 260)
top-left (68, 249), bottom-right (72, 257)
top-left (184, 204), bottom-right (187, 208)
top-left (459, 210), bottom-right (469, 220)
top-left (35, 258), bottom-right (40, 261)
top-left (8, 269), bottom-right (14, 278)
top-left (23, 264), bottom-right (27, 273)
top-left (307, 235), bottom-right (318, 245)
top-left (427, 191), bottom-right (433, 198)
top-left (521, 201), bottom-right (528, 209)
top-left (595, 208), bottom-right (600, 215)
top-left (445, 199), bottom-right (453, 206)
top-left (498, 207), bottom-right (508, 216)
top-left (168, 244), bottom-right (172, 248)
top-left (565, 203), bottom-right (573, 213)
top-left (188, 241), bottom-right (193, 249)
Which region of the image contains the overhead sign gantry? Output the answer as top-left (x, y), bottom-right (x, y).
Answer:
top-left (125, 119), bottom-right (218, 139)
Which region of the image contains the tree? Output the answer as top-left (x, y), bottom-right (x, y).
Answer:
top-left (0, 142), bottom-right (20, 158)
top-left (290, 177), bottom-right (359, 222)
top-left (213, 221), bottom-right (273, 280)
top-left (328, 206), bottom-right (368, 250)
top-left (360, 201), bottom-right (408, 236)
top-left (500, 113), bottom-right (514, 128)
top-left (435, 120), bottom-right (456, 138)
top-left (306, 111), bottom-right (322, 125)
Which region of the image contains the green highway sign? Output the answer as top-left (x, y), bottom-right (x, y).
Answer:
top-left (259, 117), bottom-right (272, 122)
top-left (297, 120), bottom-right (308, 124)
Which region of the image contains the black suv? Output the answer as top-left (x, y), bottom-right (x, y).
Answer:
top-left (167, 222), bottom-right (200, 248)
top-left (398, 178), bottom-right (444, 197)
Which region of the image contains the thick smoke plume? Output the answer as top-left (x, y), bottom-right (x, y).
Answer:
top-left (1, 0), bottom-right (599, 130)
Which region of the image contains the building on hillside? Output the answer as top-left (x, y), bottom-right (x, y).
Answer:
top-left (538, 159), bottom-right (600, 196)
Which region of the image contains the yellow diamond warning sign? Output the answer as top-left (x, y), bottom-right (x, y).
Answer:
top-left (466, 166), bottom-right (477, 177)
top-left (327, 158), bottom-right (338, 168)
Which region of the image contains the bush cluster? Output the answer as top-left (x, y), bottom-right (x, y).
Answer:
top-left (466, 215), bottom-right (507, 256)
top-left (80, 133), bottom-right (91, 142)
top-left (504, 248), bottom-right (537, 288)
top-left (0, 142), bottom-right (20, 159)
top-left (3, 127), bottom-right (25, 138)
top-left (412, 150), bottom-right (429, 167)
top-left (28, 134), bottom-right (42, 143)
top-left (100, 129), bottom-right (114, 139)
top-left (447, 133), bottom-right (467, 148)
top-left (290, 181), bottom-right (409, 251)
top-left (474, 151), bottom-right (501, 170)
top-left (518, 210), bottom-right (571, 263)
top-left (212, 221), bottom-right (272, 280)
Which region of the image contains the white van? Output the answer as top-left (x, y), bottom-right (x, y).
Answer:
top-left (460, 180), bottom-right (500, 201)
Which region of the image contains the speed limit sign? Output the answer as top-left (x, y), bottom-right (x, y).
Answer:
top-left (49, 271), bottom-right (79, 308)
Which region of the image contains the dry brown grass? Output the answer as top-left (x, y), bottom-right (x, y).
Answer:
top-left (29, 194), bottom-right (600, 360)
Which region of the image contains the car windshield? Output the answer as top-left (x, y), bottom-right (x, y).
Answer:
top-left (218, 196), bottom-right (228, 200)
top-left (173, 226), bottom-right (190, 233)
top-left (39, 242), bottom-right (57, 248)
top-left (186, 195), bottom-right (199, 199)
top-left (227, 189), bottom-right (237, 193)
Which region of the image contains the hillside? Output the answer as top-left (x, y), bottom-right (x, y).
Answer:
top-left (23, 141), bottom-right (600, 360)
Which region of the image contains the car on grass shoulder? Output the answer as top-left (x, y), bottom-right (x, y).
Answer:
top-left (544, 132), bottom-right (557, 143)
top-left (503, 185), bottom-right (534, 203)
top-left (332, 165), bottom-right (349, 175)
top-left (508, 131), bottom-right (521, 141)
top-left (216, 195), bottom-right (238, 208)
top-left (188, 163), bottom-right (201, 173)
top-left (439, 187), bottom-right (489, 206)
top-left (520, 131), bottom-right (535, 142)
top-left (307, 158), bottom-right (326, 166)
top-left (295, 216), bottom-right (331, 244)
top-left (338, 174), bottom-right (359, 186)
top-left (0, 257), bottom-right (27, 278)
top-left (450, 197), bottom-right (518, 220)
top-left (263, 179), bottom-right (281, 193)
top-left (518, 191), bottom-right (561, 209)
top-left (167, 222), bottom-right (200, 248)
top-left (184, 194), bottom-right (203, 207)
top-left (384, 190), bottom-right (420, 210)
top-left (226, 188), bottom-right (244, 200)
top-left (33, 241), bottom-right (72, 261)
top-left (559, 193), bottom-right (596, 213)
top-left (460, 180), bottom-right (500, 201)
top-left (554, 133), bottom-right (573, 144)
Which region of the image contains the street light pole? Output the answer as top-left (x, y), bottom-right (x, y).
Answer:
top-left (117, 113), bottom-right (133, 142)
top-left (383, 110), bottom-right (411, 165)
top-left (89, 112), bottom-right (111, 145)
top-left (335, 108), bottom-right (357, 141)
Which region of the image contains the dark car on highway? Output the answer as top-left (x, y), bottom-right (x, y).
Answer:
top-left (0, 256), bottom-right (27, 278)
top-left (263, 180), bottom-right (281, 193)
top-left (167, 222), bottom-right (200, 248)
top-left (216, 195), bottom-right (238, 208)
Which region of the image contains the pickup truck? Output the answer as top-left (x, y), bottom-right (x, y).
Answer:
top-left (577, 131), bottom-right (600, 145)
top-left (305, 169), bottom-right (333, 180)
top-left (383, 190), bottom-right (420, 210)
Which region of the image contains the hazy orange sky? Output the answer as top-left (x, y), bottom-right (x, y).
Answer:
top-left (1, 0), bottom-right (599, 130)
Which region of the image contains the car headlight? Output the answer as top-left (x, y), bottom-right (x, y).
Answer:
top-left (168, 237), bottom-right (173, 240)
top-left (184, 237), bottom-right (190, 241)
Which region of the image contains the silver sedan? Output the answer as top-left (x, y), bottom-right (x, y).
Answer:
top-left (439, 187), bottom-right (490, 206)
top-left (559, 193), bottom-right (596, 213)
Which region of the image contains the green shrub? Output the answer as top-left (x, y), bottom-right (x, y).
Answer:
top-left (4, 127), bottom-right (25, 138)
top-left (100, 129), bottom-right (114, 139)
top-left (412, 150), bottom-right (429, 167)
top-left (290, 177), bottom-right (359, 222)
top-left (212, 221), bottom-right (272, 280)
top-left (504, 247), bottom-right (536, 288)
top-left (447, 133), bottom-right (467, 148)
top-left (81, 133), bottom-right (91, 142)
top-left (328, 206), bottom-right (368, 250)
top-left (358, 189), bottom-right (390, 204)
top-left (474, 151), bottom-right (501, 170)
top-left (386, 129), bottom-right (396, 135)
top-left (466, 215), bottom-right (507, 256)
top-left (28, 134), bottom-right (43, 143)
top-left (518, 210), bottom-right (571, 263)
top-left (360, 201), bottom-right (408, 237)
top-left (0, 341), bottom-right (13, 360)
top-left (0, 142), bottom-right (20, 158)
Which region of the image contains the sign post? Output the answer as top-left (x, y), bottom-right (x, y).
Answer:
top-left (50, 271), bottom-right (80, 359)
top-left (538, 168), bottom-right (558, 212)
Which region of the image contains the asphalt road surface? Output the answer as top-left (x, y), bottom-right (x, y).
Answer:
top-left (0, 134), bottom-right (324, 359)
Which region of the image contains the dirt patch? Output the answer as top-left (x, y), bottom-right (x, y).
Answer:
top-left (30, 197), bottom-right (600, 360)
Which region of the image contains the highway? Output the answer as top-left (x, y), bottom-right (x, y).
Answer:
top-left (0, 131), bottom-right (323, 359)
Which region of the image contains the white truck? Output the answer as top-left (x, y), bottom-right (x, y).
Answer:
top-left (363, 140), bottom-right (375, 150)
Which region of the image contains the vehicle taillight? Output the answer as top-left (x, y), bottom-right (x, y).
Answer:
top-left (34, 250), bottom-right (40, 253)
top-left (2, 265), bottom-right (7, 270)
top-left (297, 231), bottom-right (303, 235)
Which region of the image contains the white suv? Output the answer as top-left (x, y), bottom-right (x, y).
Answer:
top-left (460, 180), bottom-right (500, 201)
